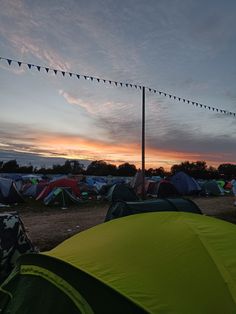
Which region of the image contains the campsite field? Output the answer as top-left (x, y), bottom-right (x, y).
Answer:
top-left (2, 195), bottom-right (236, 252)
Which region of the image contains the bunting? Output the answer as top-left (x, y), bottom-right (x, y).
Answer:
top-left (0, 56), bottom-right (235, 117)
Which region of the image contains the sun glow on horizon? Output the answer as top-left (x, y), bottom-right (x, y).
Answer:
top-left (4, 132), bottom-right (229, 171)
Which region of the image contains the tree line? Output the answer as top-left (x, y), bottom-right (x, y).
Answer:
top-left (0, 159), bottom-right (236, 179)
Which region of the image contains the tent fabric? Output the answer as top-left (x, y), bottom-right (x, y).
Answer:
top-left (43, 187), bottom-right (82, 207)
top-left (105, 198), bottom-right (201, 221)
top-left (105, 183), bottom-right (138, 202)
top-left (201, 180), bottom-right (225, 196)
top-left (129, 170), bottom-right (149, 195)
top-left (0, 253), bottom-right (145, 314)
top-left (147, 179), bottom-right (180, 198)
top-left (2, 212), bottom-right (236, 313)
top-left (0, 212), bottom-right (36, 282)
top-left (0, 178), bottom-right (24, 204)
top-left (170, 171), bottom-right (201, 195)
top-left (36, 178), bottom-right (80, 200)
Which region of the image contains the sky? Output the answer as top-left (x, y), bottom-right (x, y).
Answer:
top-left (0, 0), bottom-right (236, 170)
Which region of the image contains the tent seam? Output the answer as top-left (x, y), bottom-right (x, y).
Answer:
top-left (180, 216), bottom-right (236, 306)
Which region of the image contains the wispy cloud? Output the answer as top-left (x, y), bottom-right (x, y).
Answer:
top-left (0, 0), bottom-right (236, 169)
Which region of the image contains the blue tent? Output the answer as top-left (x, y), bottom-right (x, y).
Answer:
top-left (170, 172), bottom-right (201, 195)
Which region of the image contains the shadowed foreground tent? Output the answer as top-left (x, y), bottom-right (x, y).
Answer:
top-left (105, 198), bottom-right (201, 221)
top-left (1, 212), bottom-right (236, 313)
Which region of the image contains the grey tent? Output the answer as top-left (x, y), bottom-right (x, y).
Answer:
top-left (105, 184), bottom-right (138, 202)
top-left (0, 178), bottom-right (24, 204)
top-left (201, 180), bottom-right (225, 196)
top-left (147, 179), bottom-right (180, 198)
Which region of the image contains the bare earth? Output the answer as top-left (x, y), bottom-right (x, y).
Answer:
top-left (2, 195), bottom-right (236, 252)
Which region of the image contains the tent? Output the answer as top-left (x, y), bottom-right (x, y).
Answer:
top-left (147, 179), bottom-right (180, 198)
top-left (0, 177), bottom-right (24, 204)
top-left (22, 180), bottom-right (48, 198)
top-left (2, 212), bottom-right (236, 313)
top-left (105, 198), bottom-right (201, 221)
top-left (0, 212), bottom-right (36, 282)
top-left (200, 180), bottom-right (224, 196)
top-left (130, 170), bottom-right (149, 195)
top-left (105, 183), bottom-right (138, 202)
top-left (36, 178), bottom-right (80, 200)
top-left (170, 171), bottom-right (201, 195)
top-left (43, 187), bottom-right (82, 207)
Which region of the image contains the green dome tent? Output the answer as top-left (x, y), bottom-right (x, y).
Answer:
top-left (1, 212), bottom-right (236, 313)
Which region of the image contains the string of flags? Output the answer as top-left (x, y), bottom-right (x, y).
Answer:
top-left (0, 56), bottom-right (235, 117)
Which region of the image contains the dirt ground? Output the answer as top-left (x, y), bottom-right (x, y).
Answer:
top-left (2, 195), bottom-right (236, 252)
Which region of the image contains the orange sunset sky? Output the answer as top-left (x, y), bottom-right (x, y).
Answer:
top-left (0, 1), bottom-right (235, 170)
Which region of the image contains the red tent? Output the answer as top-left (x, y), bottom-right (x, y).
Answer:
top-left (36, 178), bottom-right (80, 200)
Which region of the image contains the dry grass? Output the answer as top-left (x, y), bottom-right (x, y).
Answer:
top-left (1, 195), bottom-right (235, 252)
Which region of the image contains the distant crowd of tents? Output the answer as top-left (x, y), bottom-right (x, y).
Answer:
top-left (0, 171), bottom-right (234, 207)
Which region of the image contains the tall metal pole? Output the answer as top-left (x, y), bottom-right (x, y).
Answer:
top-left (142, 86), bottom-right (146, 199)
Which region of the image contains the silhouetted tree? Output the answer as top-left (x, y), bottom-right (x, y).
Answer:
top-left (218, 163), bottom-right (236, 179)
top-left (1, 160), bottom-right (19, 173)
top-left (68, 160), bottom-right (84, 174)
top-left (146, 167), bottom-right (166, 177)
top-left (206, 166), bottom-right (219, 180)
top-left (117, 163), bottom-right (137, 176)
top-left (18, 165), bottom-right (34, 173)
top-left (171, 161), bottom-right (208, 178)
top-left (86, 160), bottom-right (117, 176)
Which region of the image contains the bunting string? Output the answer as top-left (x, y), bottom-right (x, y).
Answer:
top-left (0, 56), bottom-right (235, 117)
